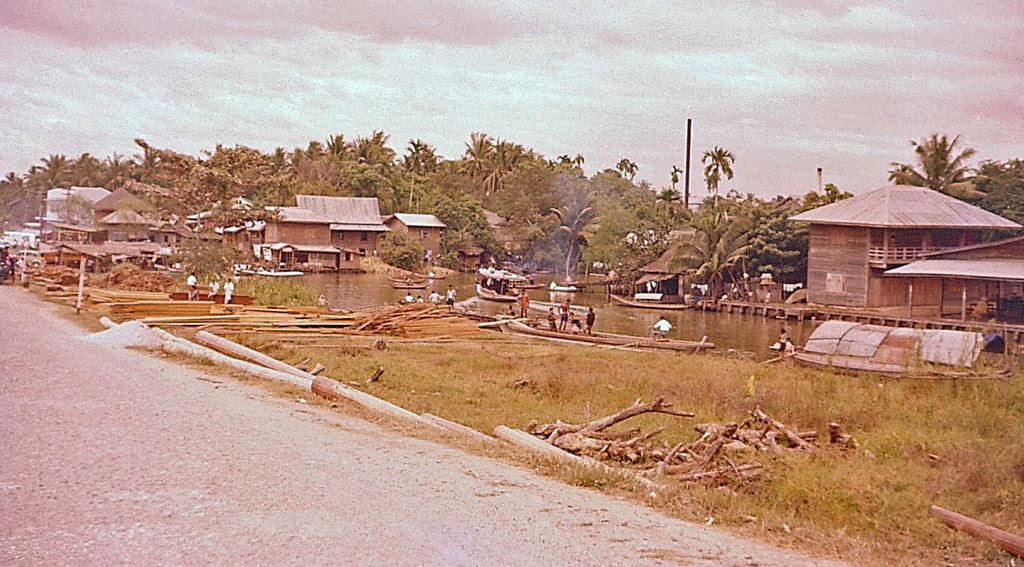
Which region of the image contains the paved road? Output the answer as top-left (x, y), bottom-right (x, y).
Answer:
top-left (0, 285), bottom-right (848, 566)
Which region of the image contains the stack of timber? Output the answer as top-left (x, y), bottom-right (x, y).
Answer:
top-left (525, 402), bottom-right (852, 484)
top-left (128, 303), bottom-right (483, 339)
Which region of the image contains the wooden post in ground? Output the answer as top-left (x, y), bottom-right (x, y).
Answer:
top-left (907, 281), bottom-right (914, 318)
top-left (961, 285), bottom-right (968, 321)
top-left (75, 257), bottom-right (86, 314)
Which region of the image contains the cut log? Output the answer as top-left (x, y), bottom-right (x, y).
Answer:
top-left (578, 396), bottom-right (694, 435)
top-left (751, 407), bottom-right (815, 453)
top-left (929, 505), bottom-right (1024, 558)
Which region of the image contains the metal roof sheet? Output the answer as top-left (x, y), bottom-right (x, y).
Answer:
top-left (884, 259), bottom-right (1024, 281)
top-left (330, 223), bottom-right (389, 232)
top-left (295, 195), bottom-right (387, 227)
top-left (789, 185), bottom-right (1021, 228)
top-left (389, 213), bottom-right (446, 228)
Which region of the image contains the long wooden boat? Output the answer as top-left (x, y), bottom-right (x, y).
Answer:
top-left (476, 283), bottom-right (517, 302)
top-left (528, 299), bottom-right (589, 314)
top-left (506, 320), bottom-right (713, 352)
top-left (256, 268), bottom-right (303, 277)
top-left (391, 280), bottom-right (429, 290)
top-left (792, 351), bottom-right (1009, 380)
top-left (610, 294), bottom-right (690, 310)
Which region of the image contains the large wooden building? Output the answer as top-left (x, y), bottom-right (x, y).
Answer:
top-left (259, 206), bottom-right (342, 271)
top-left (295, 195), bottom-right (389, 256)
top-left (790, 185), bottom-right (1021, 309)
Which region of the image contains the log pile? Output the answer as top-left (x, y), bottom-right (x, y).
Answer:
top-left (35, 265), bottom-right (90, 287)
top-left (525, 402), bottom-right (851, 484)
top-left (101, 264), bottom-right (175, 292)
top-left (113, 302), bottom-right (483, 340)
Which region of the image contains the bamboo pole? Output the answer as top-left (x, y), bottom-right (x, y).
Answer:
top-left (929, 505), bottom-right (1024, 557)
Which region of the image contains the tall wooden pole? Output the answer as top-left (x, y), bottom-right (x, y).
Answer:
top-left (75, 256), bottom-right (86, 314)
top-left (684, 118), bottom-right (692, 210)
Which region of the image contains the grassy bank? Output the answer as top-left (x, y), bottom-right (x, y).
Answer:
top-left (245, 334), bottom-right (1023, 565)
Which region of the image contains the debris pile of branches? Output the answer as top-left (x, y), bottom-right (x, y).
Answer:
top-left (102, 264), bottom-right (175, 292)
top-left (525, 402), bottom-right (852, 484)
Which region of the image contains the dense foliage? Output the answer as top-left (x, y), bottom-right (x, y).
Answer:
top-left (2, 131), bottom-right (1021, 284)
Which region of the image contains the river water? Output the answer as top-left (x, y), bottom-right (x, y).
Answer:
top-left (300, 271), bottom-right (816, 359)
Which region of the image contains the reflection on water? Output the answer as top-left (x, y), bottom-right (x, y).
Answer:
top-left (299, 272), bottom-right (816, 358)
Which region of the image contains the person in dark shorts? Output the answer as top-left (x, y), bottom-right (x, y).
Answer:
top-left (585, 307), bottom-right (596, 335)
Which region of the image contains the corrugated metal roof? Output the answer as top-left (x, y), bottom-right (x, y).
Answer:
top-left (802, 320), bottom-right (983, 368)
top-left (265, 206), bottom-right (334, 224)
top-left (46, 186), bottom-right (111, 203)
top-left (789, 185), bottom-right (1021, 228)
top-left (884, 258), bottom-right (1024, 281)
top-left (295, 195), bottom-right (387, 227)
top-left (389, 213), bottom-right (446, 228)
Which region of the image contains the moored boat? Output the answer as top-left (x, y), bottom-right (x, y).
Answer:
top-left (610, 294), bottom-right (690, 310)
top-left (256, 268), bottom-right (304, 277)
top-left (505, 320), bottom-right (713, 352)
top-left (476, 267), bottom-right (529, 302)
top-left (792, 320), bottom-right (1006, 378)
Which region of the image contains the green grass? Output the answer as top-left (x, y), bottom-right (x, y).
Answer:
top-left (241, 335), bottom-right (1024, 565)
top-left (235, 278), bottom-right (318, 306)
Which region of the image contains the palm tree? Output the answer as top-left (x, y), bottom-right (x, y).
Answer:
top-left (655, 188), bottom-right (683, 217)
top-left (463, 132), bottom-right (495, 181)
top-left (550, 191), bottom-right (596, 279)
top-left (482, 140), bottom-right (523, 196)
top-left (701, 147), bottom-right (734, 205)
top-left (670, 165), bottom-right (683, 191)
top-left (403, 139), bottom-right (439, 176)
top-left (888, 133), bottom-right (980, 199)
top-left (615, 158), bottom-right (638, 181)
top-left (671, 204), bottom-right (750, 300)
top-left (351, 130), bottom-right (395, 166)
top-left (325, 134), bottom-right (347, 160)
top-left (571, 154), bottom-right (585, 168)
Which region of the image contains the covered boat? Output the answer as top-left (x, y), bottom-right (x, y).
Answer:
top-left (476, 267), bottom-right (529, 302)
top-left (794, 320), bottom-right (992, 377)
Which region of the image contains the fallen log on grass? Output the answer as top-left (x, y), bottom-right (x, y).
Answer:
top-left (929, 505), bottom-right (1024, 558)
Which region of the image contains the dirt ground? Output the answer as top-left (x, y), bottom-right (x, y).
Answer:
top-left (0, 285), bottom-right (850, 566)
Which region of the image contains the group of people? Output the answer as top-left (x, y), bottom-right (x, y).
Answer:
top-left (402, 285), bottom-right (457, 310)
top-left (186, 272), bottom-right (235, 304)
top-left (544, 298), bottom-right (596, 336)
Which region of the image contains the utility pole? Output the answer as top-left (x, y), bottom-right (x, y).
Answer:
top-left (684, 118), bottom-right (692, 210)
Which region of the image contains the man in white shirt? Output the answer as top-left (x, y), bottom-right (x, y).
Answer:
top-left (651, 315), bottom-right (672, 339)
top-left (223, 279), bottom-right (235, 304)
top-left (428, 290), bottom-right (440, 304)
top-left (186, 272), bottom-right (198, 300)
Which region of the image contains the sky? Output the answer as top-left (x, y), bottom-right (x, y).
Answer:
top-left (1, 1), bottom-right (1022, 199)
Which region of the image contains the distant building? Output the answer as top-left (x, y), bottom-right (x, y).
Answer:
top-left (260, 206), bottom-right (343, 271)
top-left (295, 195), bottom-right (389, 257)
top-left (91, 187), bottom-right (143, 225)
top-left (383, 213), bottom-right (446, 263)
top-left (44, 186), bottom-right (111, 224)
top-left (98, 209), bottom-right (154, 242)
top-left (790, 184), bottom-right (1021, 309)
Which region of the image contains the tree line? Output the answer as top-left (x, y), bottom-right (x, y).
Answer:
top-left (1, 131), bottom-right (1020, 285)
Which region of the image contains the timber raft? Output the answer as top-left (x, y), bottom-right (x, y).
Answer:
top-left (506, 320), bottom-right (714, 352)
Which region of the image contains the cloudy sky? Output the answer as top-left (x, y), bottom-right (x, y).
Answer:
top-left (1, 1), bottom-right (1022, 198)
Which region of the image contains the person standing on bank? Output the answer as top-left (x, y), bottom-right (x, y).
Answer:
top-left (585, 307), bottom-right (596, 335)
top-left (186, 272), bottom-right (198, 300)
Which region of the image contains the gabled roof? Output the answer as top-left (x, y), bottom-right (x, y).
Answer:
top-left (482, 209), bottom-right (504, 227)
top-left (265, 206), bottom-right (334, 224)
top-left (295, 195), bottom-right (387, 229)
top-left (93, 187), bottom-right (137, 211)
top-left (789, 185), bottom-right (1021, 229)
top-left (100, 209), bottom-right (153, 225)
top-left (386, 213), bottom-right (446, 228)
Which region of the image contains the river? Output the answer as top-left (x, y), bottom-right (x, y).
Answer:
top-left (299, 271), bottom-right (817, 359)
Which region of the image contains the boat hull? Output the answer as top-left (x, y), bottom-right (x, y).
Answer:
top-left (609, 294), bottom-right (690, 310)
top-left (506, 320), bottom-right (713, 352)
top-left (476, 284), bottom-right (517, 302)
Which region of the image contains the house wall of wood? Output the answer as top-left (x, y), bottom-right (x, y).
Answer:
top-left (806, 225), bottom-right (869, 306)
top-left (331, 230), bottom-right (381, 256)
top-left (265, 221), bottom-right (330, 245)
top-left (385, 220), bottom-right (443, 261)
